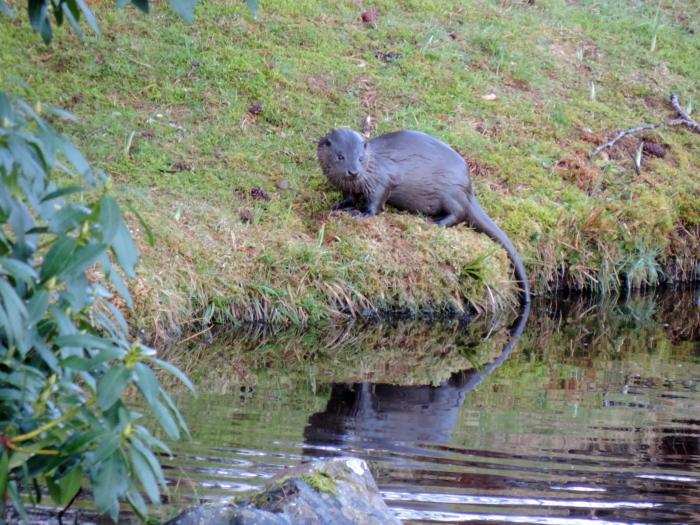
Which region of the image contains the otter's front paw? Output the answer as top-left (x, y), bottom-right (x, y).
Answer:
top-left (331, 197), bottom-right (357, 211)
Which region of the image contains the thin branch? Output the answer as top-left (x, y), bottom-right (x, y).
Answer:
top-left (670, 92), bottom-right (699, 133)
top-left (590, 93), bottom-right (699, 158)
top-left (591, 123), bottom-right (663, 157)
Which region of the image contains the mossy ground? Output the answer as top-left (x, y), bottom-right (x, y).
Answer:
top-left (1, 0), bottom-right (699, 337)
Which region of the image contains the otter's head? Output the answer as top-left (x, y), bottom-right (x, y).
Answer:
top-left (317, 128), bottom-right (369, 182)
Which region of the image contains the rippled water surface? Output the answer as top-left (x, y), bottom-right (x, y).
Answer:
top-left (154, 288), bottom-right (700, 524)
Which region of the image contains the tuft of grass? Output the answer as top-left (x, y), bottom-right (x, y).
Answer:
top-left (1, 0), bottom-right (698, 338)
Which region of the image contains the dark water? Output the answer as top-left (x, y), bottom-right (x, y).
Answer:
top-left (155, 287), bottom-right (700, 524)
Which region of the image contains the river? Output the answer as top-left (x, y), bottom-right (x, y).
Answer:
top-left (154, 287), bottom-right (700, 524)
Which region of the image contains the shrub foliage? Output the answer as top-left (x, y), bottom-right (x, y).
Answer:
top-left (0, 92), bottom-right (193, 520)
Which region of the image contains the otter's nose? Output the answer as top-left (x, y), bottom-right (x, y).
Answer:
top-left (347, 170), bottom-right (359, 177)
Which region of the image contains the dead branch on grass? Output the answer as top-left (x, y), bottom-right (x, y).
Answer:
top-left (590, 93), bottom-right (698, 158)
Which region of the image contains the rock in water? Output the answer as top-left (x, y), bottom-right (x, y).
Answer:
top-left (166, 458), bottom-right (400, 525)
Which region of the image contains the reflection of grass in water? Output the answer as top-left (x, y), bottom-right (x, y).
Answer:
top-left (159, 313), bottom-right (515, 393)
top-left (160, 288), bottom-right (699, 397)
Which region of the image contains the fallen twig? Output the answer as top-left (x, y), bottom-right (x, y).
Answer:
top-left (362, 115), bottom-right (373, 138)
top-left (590, 93), bottom-right (698, 157)
top-left (670, 92), bottom-right (699, 133)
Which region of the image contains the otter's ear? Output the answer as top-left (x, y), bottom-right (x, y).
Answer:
top-left (319, 138), bottom-right (331, 148)
top-left (363, 141), bottom-right (368, 149)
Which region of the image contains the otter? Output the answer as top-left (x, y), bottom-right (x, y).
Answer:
top-left (317, 128), bottom-right (530, 303)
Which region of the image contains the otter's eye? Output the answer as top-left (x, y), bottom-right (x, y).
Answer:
top-left (337, 153), bottom-right (345, 161)
top-left (359, 155), bottom-right (366, 163)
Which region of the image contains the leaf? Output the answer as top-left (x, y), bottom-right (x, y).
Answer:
top-left (92, 453), bottom-right (128, 521)
top-left (0, 278), bottom-right (28, 342)
top-left (47, 465), bottom-right (83, 506)
top-left (62, 241), bottom-right (108, 279)
top-left (124, 199), bottom-right (155, 247)
top-left (0, 91), bottom-right (11, 120)
top-left (60, 139), bottom-right (91, 177)
top-left (27, 0), bottom-right (52, 44)
top-left (99, 195), bottom-right (120, 244)
top-left (46, 475), bottom-right (61, 506)
top-left (129, 436), bottom-right (165, 485)
top-left (60, 2), bottom-right (84, 40)
top-left (134, 425), bottom-right (171, 456)
top-left (73, 0), bottom-right (99, 35)
top-left (149, 397), bottom-right (180, 440)
top-left (0, 451), bottom-right (8, 501)
top-left (34, 340), bottom-right (58, 370)
top-left (41, 236), bottom-right (77, 280)
top-left (161, 389), bottom-right (190, 439)
top-left (0, 257), bottom-right (39, 282)
top-left (96, 365), bottom-right (132, 411)
top-left (52, 0), bottom-right (63, 26)
top-left (40, 185), bottom-right (85, 203)
top-left (56, 332), bottom-right (122, 353)
top-left (7, 134), bottom-right (45, 178)
top-left (61, 345), bottom-right (124, 370)
top-left (108, 265), bottom-right (133, 308)
top-left (0, 0), bottom-right (14, 17)
top-left (134, 362), bottom-right (159, 401)
top-left (128, 445), bottom-right (160, 504)
top-left (130, 0), bottom-right (149, 14)
top-left (58, 465), bottom-right (83, 506)
top-left (62, 430), bottom-right (102, 456)
top-left (168, 0), bottom-right (195, 23)
top-left (8, 481), bottom-right (27, 522)
top-left (105, 301), bottom-right (129, 335)
top-left (45, 106), bottom-right (78, 122)
top-left (150, 357), bottom-right (195, 392)
top-left (92, 432), bottom-right (120, 465)
top-left (47, 203), bottom-right (91, 234)
top-left (245, 0), bottom-right (258, 18)
top-left (111, 220), bottom-right (138, 278)
top-left (126, 487), bottom-right (148, 519)
top-left (0, 388), bottom-right (24, 400)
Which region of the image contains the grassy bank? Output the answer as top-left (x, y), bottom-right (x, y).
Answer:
top-left (2, 0), bottom-right (699, 338)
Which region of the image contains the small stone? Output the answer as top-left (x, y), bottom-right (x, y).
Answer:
top-left (251, 187), bottom-right (271, 201)
top-left (239, 209), bottom-right (254, 223)
top-left (170, 160), bottom-right (192, 172)
top-left (248, 103), bottom-right (264, 115)
top-left (375, 50), bottom-right (401, 63)
top-left (360, 8), bottom-right (379, 23)
top-left (276, 180), bottom-right (290, 190)
top-left (642, 142), bottom-right (667, 158)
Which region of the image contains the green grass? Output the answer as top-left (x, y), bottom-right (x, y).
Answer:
top-left (1, 0), bottom-right (699, 337)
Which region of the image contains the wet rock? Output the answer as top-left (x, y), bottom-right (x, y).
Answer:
top-left (166, 458), bottom-right (400, 525)
top-left (165, 504), bottom-right (286, 525)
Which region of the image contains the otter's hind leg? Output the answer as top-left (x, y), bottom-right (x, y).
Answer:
top-left (434, 213), bottom-right (460, 227)
top-left (434, 193), bottom-right (468, 227)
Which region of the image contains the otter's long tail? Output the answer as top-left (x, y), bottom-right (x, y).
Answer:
top-left (465, 195), bottom-right (530, 304)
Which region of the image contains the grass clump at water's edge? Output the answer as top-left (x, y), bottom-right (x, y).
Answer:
top-left (1, 0), bottom-right (699, 340)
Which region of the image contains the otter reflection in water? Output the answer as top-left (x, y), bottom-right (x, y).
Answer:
top-left (303, 302), bottom-right (530, 450)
